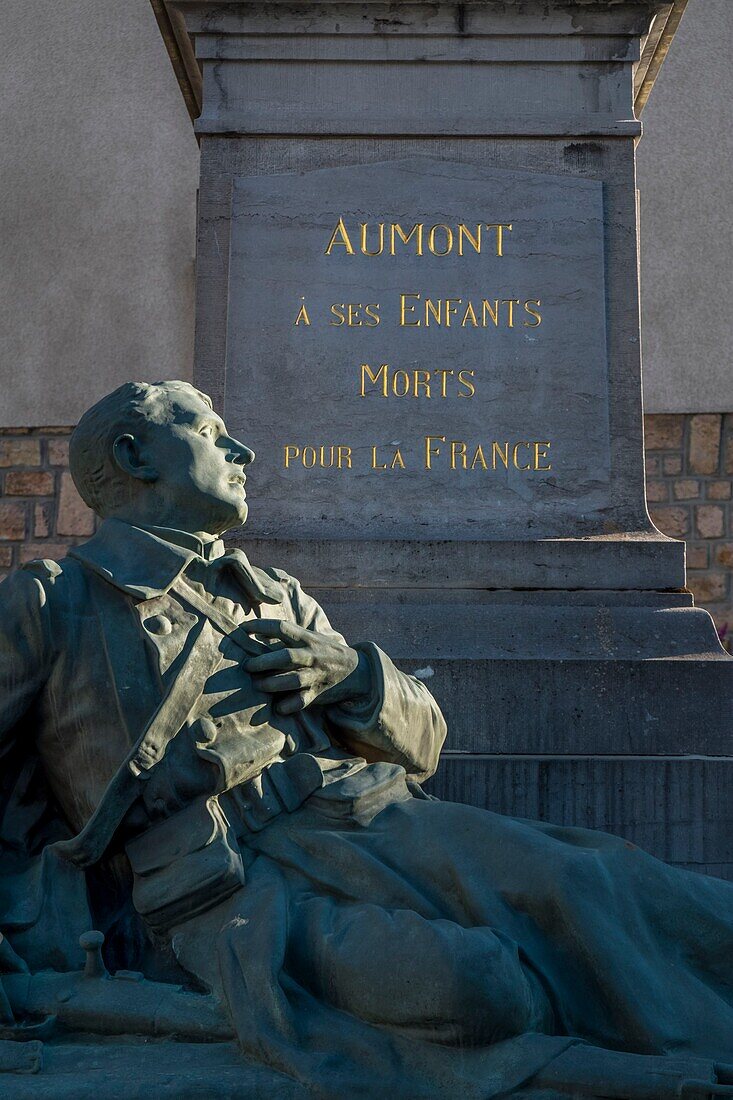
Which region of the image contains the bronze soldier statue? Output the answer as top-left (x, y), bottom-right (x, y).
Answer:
top-left (0, 380), bottom-right (732, 1098)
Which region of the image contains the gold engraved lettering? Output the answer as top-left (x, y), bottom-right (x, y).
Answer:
top-left (428, 224), bottom-right (454, 256)
top-left (333, 303), bottom-right (380, 326)
top-left (457, 224), bottom-right (482, 256)
top-left (503, 298), bottom-right (520, 327)
top-left (360, 363), bottom-right (389, 397)
top-left (470, 444), bottom-right (488, 470)
top-left (324, 217), bottom-right (355, 255)
top-left (400, 293), bottom-right (421, 326)
top-left (284, 444), bottom-right (352, 469)
top-left (523, 300), bottom-right (542, 327)
top-left (435, 369), bottom-right (453, 398)
top-left (360, 365), bottom-right (474, 399)
top-left (512, 442), bottom-right (531, 470)
top-left (486, 223), bottom-right (512, 256)
top-left (371, 445), bottom-right (406, 470)
top-left (294, 299), bottom-right (311, 326)
top-left (445, 299), bottom-right (460, 327)
top-left (492, 442), bottom-right (509, 470)
top-left (413, 370), bottom-right (431, 398)
top-left (390, 223), bottom-right (424, 255)
top-left (534, 442), bottom-right (551, 470)
top-left (325, 219), bottom-right (514, 257)
top-left (392, 370), bottom-right (411, 398)
top-left (461, 301), bottom-right (478, 327)
top-left (425, 298), bottom-right (441, 326)
top-left (425, 435), bottom-right (446, 469)
top-left (360, 222), bottom-right (385, 257)
top-left (482, 299), bottom-right (500, 326)
top-left (450, 440), bottom-right (468, 470)
top-left (371, 445), bottom-right (387, 470)
top-left (457, 370), bottom-right (475, 397)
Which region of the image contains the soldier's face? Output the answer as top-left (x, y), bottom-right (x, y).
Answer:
top-left (147, 392), bottom-right (255, 535)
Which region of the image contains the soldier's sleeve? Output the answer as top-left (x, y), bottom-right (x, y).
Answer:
top-left (0, 562), bottom-right (56, 746)
top-left (276, 570), bottom-right (447, 783)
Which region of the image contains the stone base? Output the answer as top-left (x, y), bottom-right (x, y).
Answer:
top-left (315, 585), bottom-right (733, 878)
top-left (6, 1033), bottom-right (726, 1099)
top-left (2, 1038), bottom-right (305, 1100)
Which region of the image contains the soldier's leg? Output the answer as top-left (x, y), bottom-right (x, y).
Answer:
top-left (286, 894), bottom-right (554, 1045)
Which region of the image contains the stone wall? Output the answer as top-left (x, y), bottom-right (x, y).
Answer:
top-left (1, 417), bottom-right (732, 650)
top-left (645, 413), bottom-right (733, 648)
top-left (0, 428), bottom-right (95, 577)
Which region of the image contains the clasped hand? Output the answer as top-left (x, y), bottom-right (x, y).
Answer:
top-left (242, 619), bottom-right (372, 715)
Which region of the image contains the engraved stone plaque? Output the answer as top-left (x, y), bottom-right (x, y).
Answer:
top-left (225, 158), bottom-right (609, 541)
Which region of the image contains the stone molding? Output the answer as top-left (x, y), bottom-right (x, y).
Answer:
top-left (152, 0), bottom-right (689, 131)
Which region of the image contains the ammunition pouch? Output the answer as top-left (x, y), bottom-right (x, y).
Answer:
top-left (125, 797), bottom-right (245, 933)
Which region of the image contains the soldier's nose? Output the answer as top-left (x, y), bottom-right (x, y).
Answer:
top-left (228, 444), bottom-right (255, 466)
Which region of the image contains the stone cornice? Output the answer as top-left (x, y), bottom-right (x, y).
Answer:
top-left (151, 0), bottom-right (688, 128)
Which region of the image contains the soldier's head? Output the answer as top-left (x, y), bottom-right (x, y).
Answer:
top-left (69, 381), bottom-right (254, 535)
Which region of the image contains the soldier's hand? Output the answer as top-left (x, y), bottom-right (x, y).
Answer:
top-left (242, 619), bottom-right (372, 715)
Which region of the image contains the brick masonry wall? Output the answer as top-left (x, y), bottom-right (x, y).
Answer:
top-left (0, 428), bottom-right (96, 577)
top-left (645, 413), bottom-right (733, 650)
top-left (0, 417), bottom-right (731, 649)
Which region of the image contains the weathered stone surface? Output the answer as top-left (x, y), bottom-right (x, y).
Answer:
top-left (672, 479), bottom-right (699, 500)
top-left (687, 543), bottom-right (709, 570)
top-left (4, 469), bottom-right (54, 496)
top-left (6, 1038), bottom-right (305, 1100)
top-left (688, 572), bottom-right (727, 603)
top-left (47, 438), bottom-right (70, 466)
top-left (0, 500), bottom-right (26, 540)
top-left (33, 501), bottom-right (52, 538)
top-left (644, 413), bottom-right (684, 450)
top-left (650, 505), bottom-right (689, 538)
top-left (0, 546), bottom-right (13, 568)
top-left (227, 159), bottom-right (610, 543)
top-left (19, 540), bottom-right (71, 563)
top-left (56, 471), bottom-right (95, 536)
top-left (688, 413), bottom-right (722, 475)
top-left (695, 504), bottom-right (725, 539)
top-left (726, 435), bottom-right (733, 476)
top-left (716, 543), bottom-right (733, 568)
top-left (708, 479), bottom-right (732, 500)
top-left (645, 479), bottom-right (668, 502)
top-left (0, 438), bottom-right (41, 467)
top-left (663, 453), bottom-right (683, 475)
top-left (186, 0), bottom-right (732, 912)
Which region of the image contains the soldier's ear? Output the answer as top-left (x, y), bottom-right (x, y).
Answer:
top-left (112, 434), bottom-right (158, 484)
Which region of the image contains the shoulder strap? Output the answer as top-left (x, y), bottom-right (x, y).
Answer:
top-left (170, 576), bottom-right (272, 657)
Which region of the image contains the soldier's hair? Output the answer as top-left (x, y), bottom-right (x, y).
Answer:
top-left (69, 381), bottom-right (213, 517)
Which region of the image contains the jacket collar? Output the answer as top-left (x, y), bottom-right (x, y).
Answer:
top-left (68, 518), bottom-right (282, 604)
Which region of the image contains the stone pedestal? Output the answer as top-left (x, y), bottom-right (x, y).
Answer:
top-left (166, 0), bottom-right (732, 876)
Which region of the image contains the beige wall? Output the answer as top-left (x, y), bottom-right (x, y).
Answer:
top-left (0, 0), bottom-right (199, 427)
top-left (637, 0), bottom-right (733, 413)
top-left (0, 1), bottom-right (729, 424)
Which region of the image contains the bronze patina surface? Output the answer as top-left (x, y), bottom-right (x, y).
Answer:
top-left (0, 381), bottom-right (732, 1098)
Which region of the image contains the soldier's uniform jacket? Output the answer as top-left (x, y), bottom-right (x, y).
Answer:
top-left (0, 519), bottom-right (446, 962)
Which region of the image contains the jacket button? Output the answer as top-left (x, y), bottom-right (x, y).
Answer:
top-left (144, 613), bottom-right (173, 636)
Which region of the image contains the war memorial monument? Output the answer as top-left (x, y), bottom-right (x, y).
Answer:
top-left (1, 1), bottom-right (732, 1096)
